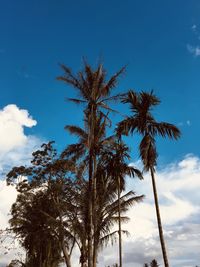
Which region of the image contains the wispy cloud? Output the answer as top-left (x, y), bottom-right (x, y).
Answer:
top-left (186, 120), bottom-right (191, 126)
top-left (187, 24), bottom-right (200, 57)
top-left (178, 120), bottom-right (191, 127)
top-left (191, 24), bottom-right (197, 32)
top-left (187, 44), bottom-right (200, 57)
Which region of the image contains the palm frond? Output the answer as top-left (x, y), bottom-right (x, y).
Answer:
top-left (148, 122), bottom-right (181, 139)
top-left (101, 66), bottom-right (126, 96)
top-left (64, 125), bottom-right (87, 140)
top-left (99, 230), bottom-right (129, 248)
top-left (66, 98), bottom-right (86, 105)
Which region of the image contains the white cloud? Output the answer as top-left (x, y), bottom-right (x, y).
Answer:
top-left (0, 104), bottom-right (42, 264)
top-left (99, 155), bottom-right (200, 267)
top-left (0, 104), bottom-right (42, 177)
top-left (0, 104), bottom-right (37, 153)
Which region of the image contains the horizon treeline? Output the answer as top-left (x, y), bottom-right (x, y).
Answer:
top-left (3, 62), bottom-right (181, 267)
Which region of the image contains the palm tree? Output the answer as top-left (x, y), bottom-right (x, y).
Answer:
top-left (100, 139), bottom-right (143, 267)
top-left (117, 90), bottom-right (180, 267)
top-left (57, 62), bottom-right (125, 267)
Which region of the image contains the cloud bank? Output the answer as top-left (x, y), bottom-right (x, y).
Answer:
top-left (0, 104), bottom-right (42, 265)
top-left (98, 155), bottom-right (200, 267)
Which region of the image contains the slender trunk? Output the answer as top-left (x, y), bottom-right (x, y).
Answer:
top-left (93, 155), bottom-right (97, 267)
top-left (150, 167), bottom-right (169, 267)
top-left (61, 240), bottom-right (72, 267)
top-left (88, 152), bottom-right (93, 267)
top-left (93, 241), bottom-right (98, 267)
top-left (80, 243), bottom-right (88, 267)
top-left (88, 100), bottom-right (97, 267)
top-left (57, 207), bottom-right (72, 267)
top-left (117, 176), bottom-right (122, 267)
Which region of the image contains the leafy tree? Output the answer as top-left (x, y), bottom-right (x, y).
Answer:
top-left (117, 90), bottom-right (180, 267)
top-left (9, 186), bottom-right (62, 267)
top-left (7, 142), bottom-right (76, 267)
top-left (7, 141), bottom-right (142, 267)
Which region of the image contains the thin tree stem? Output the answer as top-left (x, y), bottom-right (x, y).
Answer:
top-left (118, 176), bottom-right (122, 267)
top-left (150, 167), bottom-right (169, 267)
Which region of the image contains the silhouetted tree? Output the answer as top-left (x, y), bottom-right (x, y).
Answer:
top-left (57, 62), bottom-right (125, 267)
top-left (117, 90), bottom-right (180, 267)
top-left (7, 141), bottom-right (142, 267)
top-left (99, 139), bottom-right (143, 267)
top-left (57, 61), bottom-right (124, 267)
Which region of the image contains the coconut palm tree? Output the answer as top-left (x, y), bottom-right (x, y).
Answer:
top-left (57, 62), bottom-right (125, 267)
top-left (117, 90), bottom-right (180, 267)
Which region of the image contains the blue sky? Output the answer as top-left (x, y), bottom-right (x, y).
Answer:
top-left (0, 1), bottom-right (200, 266)
top-left (1, 0), bottom-right (200, 163)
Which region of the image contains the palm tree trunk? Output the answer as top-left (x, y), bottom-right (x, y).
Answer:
top-left (117, 176), bottom-right (122, 267)
top-left (93, 155), bottom-right (98, 267)
top-left (88, 153), bottom-right (94, 267)
top-left (150, 167), bottom-right (169, 267)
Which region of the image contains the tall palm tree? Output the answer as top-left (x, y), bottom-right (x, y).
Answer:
top-left (90, 160), bottom-right (143, 267)
top-left (117, 90), bottom-right (180, 267)
top-left (61, 114), bottom-right (116, 267)
top-left (57, 62), bottom-right (125, 267)
top-left (99, 139), bottom-right (143, 267)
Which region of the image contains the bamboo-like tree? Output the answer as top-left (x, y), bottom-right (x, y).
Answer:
top-left (117, 90), bottom-right (180, 267)
top-left (57, 62), bottom-right (125, 267)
